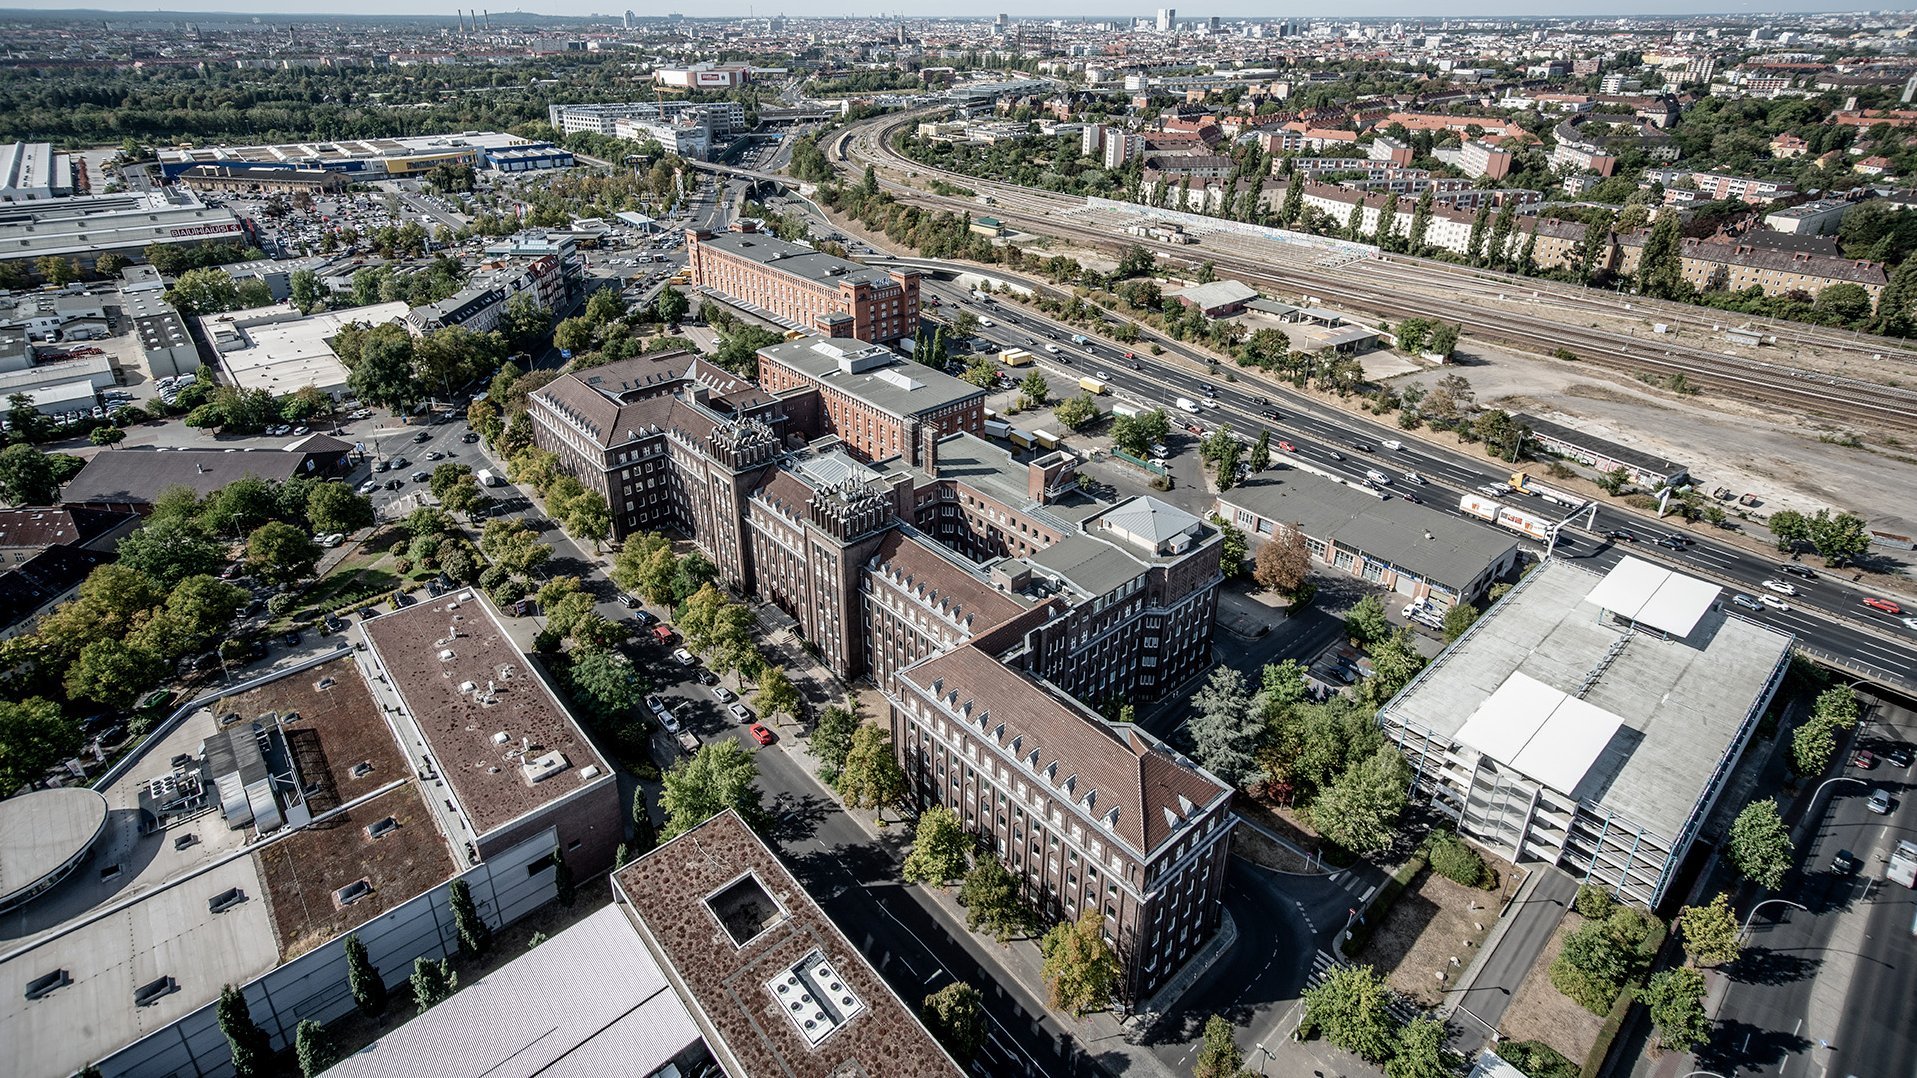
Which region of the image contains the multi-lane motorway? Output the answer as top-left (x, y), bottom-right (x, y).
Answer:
top-left (875, 259), bottom-right (1917, 690)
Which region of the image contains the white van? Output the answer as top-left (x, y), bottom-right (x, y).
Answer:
top-left (476, 469), bottom-right (504, 487)
top-left (1175, 397), bottom-right (1199, 413)
top-left (1365, 469), bottom-right (1392, 485)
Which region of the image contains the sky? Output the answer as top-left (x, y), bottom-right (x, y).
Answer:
top-left (10, 2), bottom-right (1897, 18)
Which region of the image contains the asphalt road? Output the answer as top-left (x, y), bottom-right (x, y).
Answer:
top-left (1703, 698), bottom-right (1917, 1078)
top-left (889, 266), bottom-right (1917, 692)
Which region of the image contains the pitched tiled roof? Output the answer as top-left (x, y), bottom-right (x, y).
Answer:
top-left (899, 644), bottom-right (1228, 854)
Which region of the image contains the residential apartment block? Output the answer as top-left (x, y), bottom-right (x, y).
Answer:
top-left (1456, 139), bottom-right (1514, 180)
top-left (687, 223), bottom-right (921, 343)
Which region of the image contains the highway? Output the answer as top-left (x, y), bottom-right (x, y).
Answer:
top-left (802, 110), bottom-right (1917, 428)
top-left (885, 262), bottom-right (1917, 691)
top-left (1701, 697), bottom-right (1917, 1078)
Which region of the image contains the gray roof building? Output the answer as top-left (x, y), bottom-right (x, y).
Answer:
top-left (758, 337), bottom-right (983, 419)
top-left (1217, 471), bottom-right (1520, 604)
top-left (700, 231), bottom-right (899, 288)
top-left (1508, 412), bottom-right (1689, 488)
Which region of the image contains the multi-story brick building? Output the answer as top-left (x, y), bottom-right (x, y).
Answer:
top-left (528, 350), bottom-right (1234, 993)
top-left (687, 223), bottom-right (920, 343)
top-left (891, 646), bottom-right (1233, 1000)
top-left (756, 336), bottom-right (985, 463)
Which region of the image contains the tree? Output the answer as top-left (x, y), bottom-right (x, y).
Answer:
top-left (1441, 603), bottom-right (1480, 642)
top-left (1814, 282), bottom-right (1873, 325)
top-left (1189, 667), bottom-right (1263, 786)
top-left (1804, 509), bottom-right (1870, 566)
top-left (1386, 1016), bottom-right (1458, 1078)
top-left (1676, 892), bottom-right (1741, 967)
top-left (1040, 910), bottom-right (1121, 1017)
top-left (903, 806), bottom-right (973, 886)
top-left (295, 1018), bottom-right (337, 1077)
top-left (1215, 517), bottom-right (1248, 575)
top-left (1358, 627), bottom-right (1428, 708)
top-left (1301, 963), bottom-right (1398, 1063)
top-left (217, 984), bottom-right (273, 1078)
top-left (811, 703), bottom-right (862, 782)
top-left (1344, 594), bottom-right (1390, 647)
top-left (410, 956), bottom-right (457, 1013)
top-left (1111, 408), bottom-right (1170, 457)
top-left (1792, 717), bottom-right (1836, 776)
top-left (166, 267), bottom-right (243, 315)
top-left (1642, 967), bottom-right (1710, 1053)
top-left (0, 696), bottom-right (81, 792)
top-left (1194, 1014), bottom-right (1245, 1078)
top-left (959, 856), bottom-right (1032, 941)
top-left (1310, 745), bottom-right (1410, 856)
top-left (564, 648), bottom-right (644, 725)
top-left (88, 425), bottom-right (126, 448)
top-left (66, 637), bottom-right (162, 709)
top-left (247, 521), bottom-right (322, 584)
top-left (346, 322), bottom-right (421, 411)
top-left (289, 269), bottom-right (326, 314)
top-left (655, 287), bottom-right (689, 325)
top-left (1550, 914), bottom-right (1633, 1014)
top-left (449, 878), bottom-right (492, 958)
top-left (499, 292), bottom-right (553, 352)
top-left (1018, 369), bottom-right (1051, 407)
top-left (923, 981), bottom-right (987, 1063)
top-left (1639, 213), bottom-right (1685, 300)
top-left (1728, 799), bottom-right (1793, 890)
top-left (345, 933), bottom-right (388, 1017)
top-left (1767, 509), bottom-right (1810, 551)
top-left (838, 724), bottom-right (907, 810)
top-left (1053, 394), bottom-right (1099, 431)
top-left (553, 316), bottom-right (595, 356)
top-left (755, 664), bottom-right (802, 720)
top-left (1248, 429), bottom-right (1271, 473)
top-left (0, 443), bottom-right (60, 505)
top-left (1253, 527), bottom-right (1311, 595)
top-left (661, 740), bottom-right (763, 838)
top-left (307, 482), bottom-right (374, 536)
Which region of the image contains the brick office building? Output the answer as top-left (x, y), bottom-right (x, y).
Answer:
top-left (756, 336), bottom-right (985, 463)
top-left (891, 646), bottom-right (1233, 1001)
top-left (529, 353), bottom-right (1233, 992)
top-left (686, 223), bottom-right (920, 343)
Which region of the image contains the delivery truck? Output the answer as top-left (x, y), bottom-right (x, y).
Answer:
top-left (1079, 377), bottom-right (1110, 395)
top-left (999, 348), bottom-right (1035, 367)
top-left (1889, 839), bottom-right (1917, 888)
top-left (1494, 506), bottom-right (1553, 542)
top-left (1510, 471), bottom-right (1587, 510)
top-left (1458, 494), bottom-right (1503, 521)
top-left (1111, 401), bottom-right (1143, 419)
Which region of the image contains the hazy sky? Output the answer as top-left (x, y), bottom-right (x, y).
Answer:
top-left (15, 2), bottom-right (1895, 18)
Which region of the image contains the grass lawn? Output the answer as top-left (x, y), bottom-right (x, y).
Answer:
top-left (266, 534), bottom-right (435, 632)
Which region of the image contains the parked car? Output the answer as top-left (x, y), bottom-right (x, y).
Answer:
top-left (749, 723), bottom-right (776, 745)
top-left (1854, 749), bottom-right (1878, 769)
top-left (729, 703), bottom-right (754, 722)
top-left (712, 685), bottom-right (735, 703)
top-left (645, 694), bottom-right (667, 715)
top-left (672, 647), bottom-right (697, 666)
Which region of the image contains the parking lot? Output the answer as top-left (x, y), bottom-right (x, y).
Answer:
top-left (199, 187), bottom-right (470, 259)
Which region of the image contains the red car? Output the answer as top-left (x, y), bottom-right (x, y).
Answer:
top-left (1864, 597), bottom-right (1903, 615)
top-left (1278, 440), bottom-right (1297, 452)
top-left (1854, 749), bottom-right (1877, 769)
top-left (1123, 351), bottom-right (1136, 360)
top-left (749, 723), bottom-right (776, 746)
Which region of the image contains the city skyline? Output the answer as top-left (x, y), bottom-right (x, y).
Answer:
top-left (1, 2), bottom-right (1889, 19)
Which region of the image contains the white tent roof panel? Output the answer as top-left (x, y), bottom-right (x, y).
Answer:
top-left (1583, 555), bottom-right (1720, 637)
top-left (1455, 671), bottom-right (1625, 796)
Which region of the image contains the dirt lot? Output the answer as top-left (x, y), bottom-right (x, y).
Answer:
top-left (1500, 911), bottom-right (1606, 1066)
top-left (1357, 868), bottom-right (1499, 1008)
top-left (1389, 343), bottom-right (1917, 546)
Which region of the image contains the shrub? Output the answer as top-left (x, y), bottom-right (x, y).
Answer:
top-left (1427, 831), bottom-right (1487, 888)
top-left (1497, 1040), bottom-right (1578, 1078)
top-left (1573, 884), bottom-right (1615, 920)
top-left (267, 593), bottom-right (298, 616)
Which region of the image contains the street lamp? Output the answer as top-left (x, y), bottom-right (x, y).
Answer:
top-left (1739, 897), bottom-right (1808, 941)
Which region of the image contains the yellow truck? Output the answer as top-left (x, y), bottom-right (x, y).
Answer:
top-left (1078, 377), bottom-right (1109, 395)
top-left (998, 348), bottom-right (1035, 367)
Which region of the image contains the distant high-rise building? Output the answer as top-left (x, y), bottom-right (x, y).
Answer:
top-left (623, 9), bottom-right (635, 27)
top-left (768, 14), bottom-right (785, 31)
top-left (994, 12), bottom-right (1007, 27)
top-left (1903, 73), bottom-right (1917, 104)
top-left (1156, 7), bottom-right (1175, 32)
top-left (1207, 15), bottom-right (1219, 33)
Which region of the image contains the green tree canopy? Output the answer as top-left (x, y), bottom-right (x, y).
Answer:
top-left (902, 805), bottom-right (972, 886)
top-left (660, 739), bottom-right (763, 838)
top-left (1301, 963), bottom-right (1399, 1062)
top-left (0, 696), bottom-right (81, 792)
top-left (1039, 910), bottom-right (1121, 1017)
top-left (1728, 799), bottom-right (1793, 890)
top-left (922, 981), bottom-right (987, 1063)
top-left (959, 856), bottom-right (1032, 941)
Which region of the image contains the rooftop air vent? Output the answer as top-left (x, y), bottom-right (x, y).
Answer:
top-left (520, 750), bottom-right (570, 785)
top-left (349, 761), bottom-right (375, 779)
top-left (334, 879), bottom-right (374, 907)
top-left (365, 817), bottom-right (400, 840)
top-left (208, 887), bottom-right (247, 914)
top-left (133, 976), bottom-right (177, 1007)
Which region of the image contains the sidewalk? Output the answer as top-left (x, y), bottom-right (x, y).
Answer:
top-left (1439, 864), bottom-right (1576, 1050)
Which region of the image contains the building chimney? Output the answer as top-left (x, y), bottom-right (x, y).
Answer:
top-left (735, 218), bottom-right (759, 234)
top-left (919, 421), bottom-right (940, 478)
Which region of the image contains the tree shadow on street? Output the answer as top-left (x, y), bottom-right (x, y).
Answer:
top-left (763, 789), bottom-right (832, 844)
top-left (1725, 947), bottom-right (1820, 987)
top-left (1698, 1018), bottom-right (1810, 1074)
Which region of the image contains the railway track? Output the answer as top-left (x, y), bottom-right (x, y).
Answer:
top-left (827, 112), bottom-right (1917, 428)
